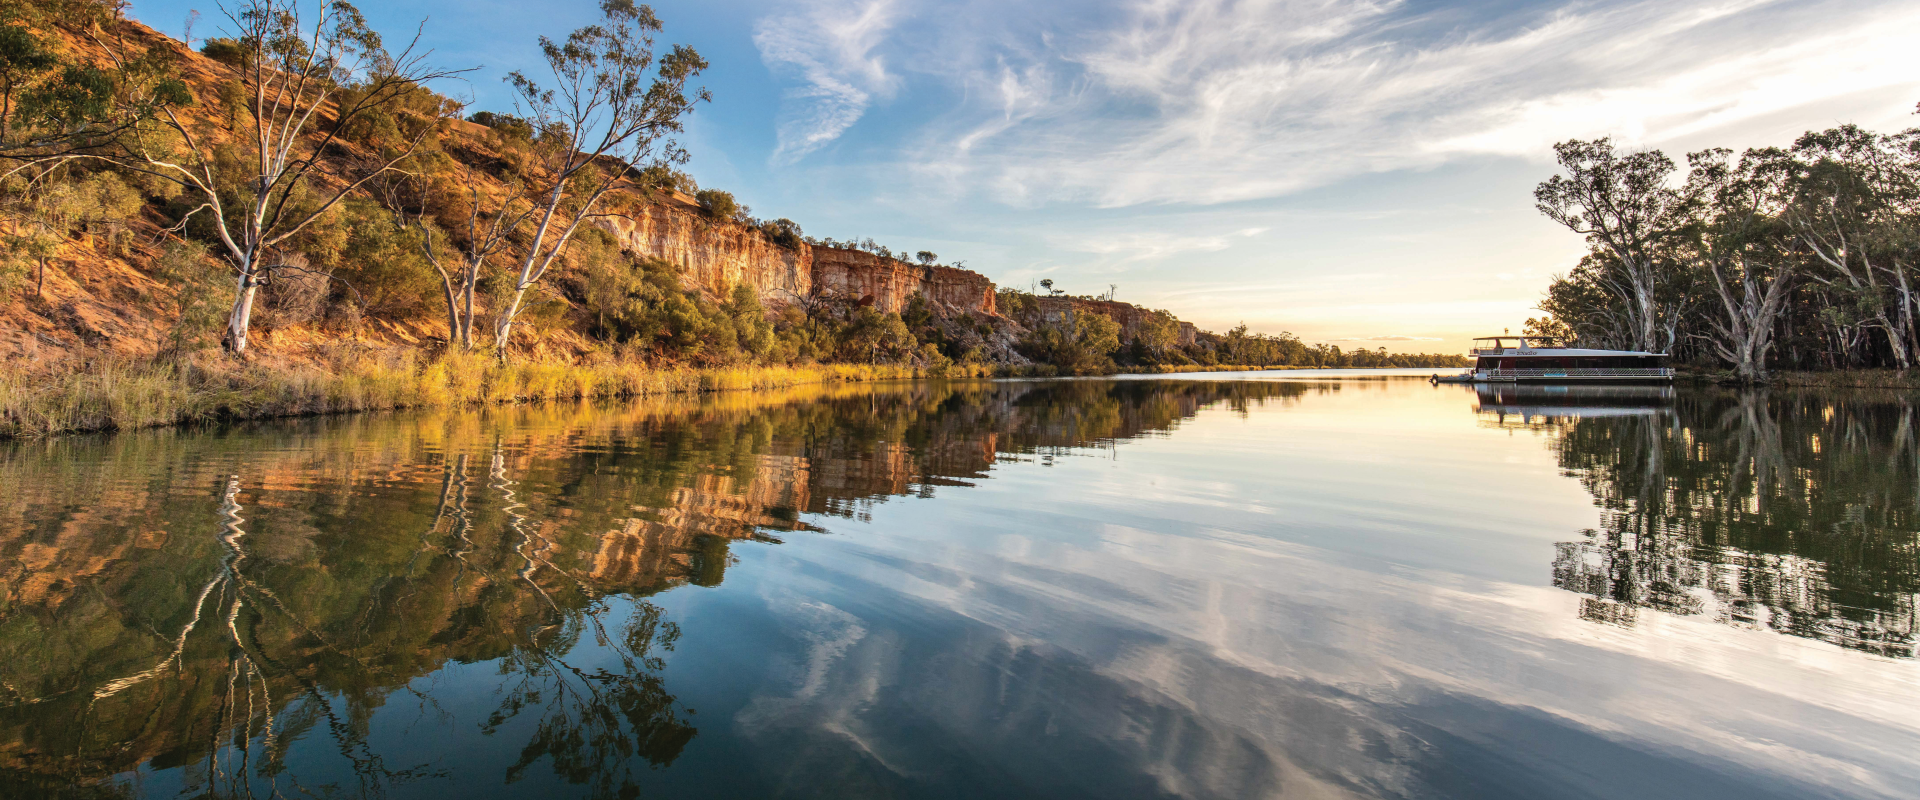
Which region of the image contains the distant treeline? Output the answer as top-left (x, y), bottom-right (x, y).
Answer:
top-left (1198, 325), bottom-right (1468, 369)
top-left (1532, 122), bottom-right (1920, 381)
top-left (994, 291), bottom-right (1466, 371)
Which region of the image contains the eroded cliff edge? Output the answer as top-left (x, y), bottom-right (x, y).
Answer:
top-left (595, 195), bottom-right (997, 319)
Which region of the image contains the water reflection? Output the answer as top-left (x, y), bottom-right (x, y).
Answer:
top-left (0, 379), bottom-right (1314, 797)
top-left (1475, 383), bottom-right (1675, 429)
top-left (7, 377), bottom-right (1918, 798)
top-left (1519, 386), bottom-right (1920, 659)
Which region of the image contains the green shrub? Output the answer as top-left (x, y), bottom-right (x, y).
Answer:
top-left (695, 189), bottom-right (739, 222)
top-left (759, 218), bottom-right (803, 249)
top-left (637, 165), bottom-right (698, 195)
top-left (1017, 308), bottom-right (1120, 374)
top-left (837, 307), bottom-right (917, 363)
top-left (468, 110), bottom-right (534, 141)
top-left (301, 198), bottom-right (439, 317)
top-left (576, 241), bottom-right (773, 365)
top-left (200, 37), bottom-right (248, 68)
top-left (153, 240), bottom-right (227, 354)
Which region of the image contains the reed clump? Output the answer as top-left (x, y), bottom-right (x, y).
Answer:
top-left (0, 351), bottom-right (952, 438)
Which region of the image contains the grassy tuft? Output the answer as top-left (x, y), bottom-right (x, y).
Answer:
top-left (0, 352), bottom-right (937, 438)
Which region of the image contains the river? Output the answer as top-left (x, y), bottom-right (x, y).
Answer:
top-left (2, 371), bottom-right (1915, 799)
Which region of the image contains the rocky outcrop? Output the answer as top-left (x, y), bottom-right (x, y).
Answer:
top-left (595, 194), bottom-right (813, 302)
top-left (595, 202), bottom-right (999, 318)
top-left (594, 202), bottom-right (1205, 355)
top-left (1033, 297), bottom-right (1198, 346)
top-left (810, 248), bottom-right (998, 316)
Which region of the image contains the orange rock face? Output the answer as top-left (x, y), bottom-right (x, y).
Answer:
top-left (809, 248), bottom-right (999, 316)
top-left (595, 203), bottom-right (999, 317)
top-left (594, 197), bottom-right (815, 303)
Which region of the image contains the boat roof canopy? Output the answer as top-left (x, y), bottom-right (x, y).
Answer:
top-left (1471, 336), bottom-right (1665, 357)
top-left (1472, 335), bottom-right (1562, 347)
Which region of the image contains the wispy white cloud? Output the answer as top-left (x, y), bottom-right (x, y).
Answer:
top-left (753, 0), bottom-right (901, 165)
top-left (739, 0), bottom-right (1917, 344)
top-left (1060, 225), bottom-right (1267, 262)
top-left (901, 0), bottom-right (1920, 207)
top-left (1430, 6), bottom-right (1920, 158)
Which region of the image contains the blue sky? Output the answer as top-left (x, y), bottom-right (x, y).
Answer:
top-left (132, 0), bottom-right (1920, 352)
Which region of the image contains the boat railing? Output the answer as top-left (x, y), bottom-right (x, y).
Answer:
top-left (1481, 368), bottom-right (1673, 379)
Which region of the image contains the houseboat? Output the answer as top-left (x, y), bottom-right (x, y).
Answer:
top-left (1449, 336), bottom-right (1672, 382)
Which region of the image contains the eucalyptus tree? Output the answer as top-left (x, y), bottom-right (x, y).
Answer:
top-left (489, 0), bottom-right (709, 357)
top-left (1536, 138), bottom-right (1693, 353)
top-left (1534, 124), bottom-right (1920, 373)
top-left (1537, 253), bottom-right (1635, 349)
top-left (1779, 125), bottom-right (1920, 369)
top-left (391, 163), bottom-right (536, 351)
top-left (104, 0), bottom-right (462, 355)
top-left (1683, 147), bottom-right (1797, 383)
top-left (1134, 310), bottom-right (1180, 360)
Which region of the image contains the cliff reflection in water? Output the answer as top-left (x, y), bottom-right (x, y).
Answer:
top-left (1480, 385), bottom-right (1920, 658)
top-left (0, 379), bottom-right (1310, 797)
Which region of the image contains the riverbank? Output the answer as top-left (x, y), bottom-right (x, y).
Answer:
top-left (1770, 370), bottom-right (1920, 389)
top-left (0, 352), bottom-right (1007, 438)
top-left (1670, 367), bottom-right (1920, 388)
top-left (0, 354), bottom-right (1474, 439)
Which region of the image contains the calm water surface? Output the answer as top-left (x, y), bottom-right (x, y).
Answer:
top-left (3, 372), bottom-right (1917, 799)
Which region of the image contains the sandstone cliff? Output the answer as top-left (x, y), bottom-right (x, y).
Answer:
top-left (595, 201), bottom-right (997, 318)
top-left (596, 193), bottom-right (813, 304)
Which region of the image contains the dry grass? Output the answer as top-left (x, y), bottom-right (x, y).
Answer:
top-left (0, 352), bottom-right (1444, 438)
top-left (0, 350), bottom-right (936, 438)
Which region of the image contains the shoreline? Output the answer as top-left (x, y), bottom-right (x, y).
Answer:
top-left (0, 354), bottom-right (964, 439)
top-left (15, 357), bottom-right (1899, 440)
top-left (0, 356), bottom-right (1467, 439)
top-left (1768, 370), bottom-right (1920, 389)
top-left (1670, 368), bottom-right (1920, 389)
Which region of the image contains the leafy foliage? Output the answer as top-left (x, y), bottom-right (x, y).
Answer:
top-left (694, 188), bottom-right (738, 221)
top-left (1017, 306), bottom-right (1121, 373)
top-left (1536, 124), bottom-right (1920, 379)
top-left (301, 197), bottom-right (439, 316)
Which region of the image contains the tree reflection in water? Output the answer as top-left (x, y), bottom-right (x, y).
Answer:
top-left (1481, 385), bottom-right (1920, 658)
top-left (485, 600), bottom-right (693, 798)
top-left (0, 443), bottom-right (703, 798)
top-left (0, 379), bottom-right (1314, 796)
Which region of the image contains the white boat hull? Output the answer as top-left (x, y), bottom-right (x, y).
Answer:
top-left (1473, 368), bottom-right (1673, 382)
